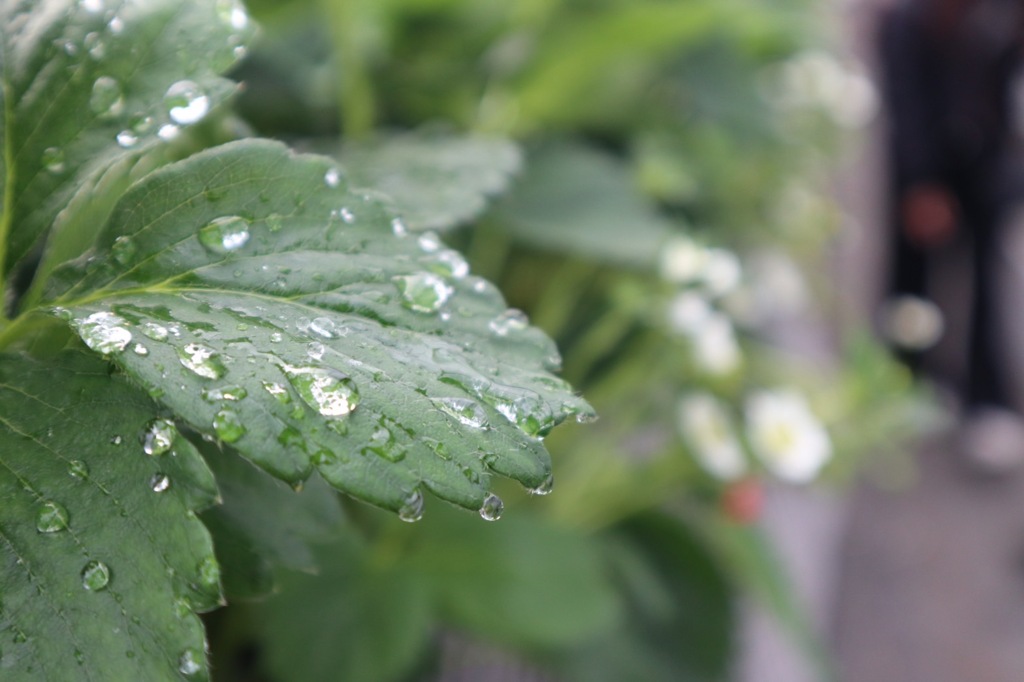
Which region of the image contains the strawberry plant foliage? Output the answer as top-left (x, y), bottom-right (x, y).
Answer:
top-left (0, 1), bottom-right (592, 679)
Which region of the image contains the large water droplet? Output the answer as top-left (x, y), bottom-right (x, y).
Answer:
top-left (68, 460), bottom-right (89, 480)
top-left (201, 385), bottom-right (248, 402)
top-left (36, 501), bottom-right (69, 533)
top-left (141, 418), bottom-right (176, 455)
top-left (398, 489), bottom-right (424, 523)
top-left (157, 124), bottom-right (179, 141)
top-left (212, 409), bottom-right (245, 442)
top-left (111, 236), bottom-right (136, 265)
top-left (149, 473), bottom-right (170, 493)
top-left (433, 397), bottom-right (489, 429)
top-left (90, 76), bottom-right (124, 117)
top-left (489, 309), bottom-right (529, 336)
top-left (281, 365), bottom-right (359, 418)
top-left (177, 343), bottom-right (226, 379)
top-left (393, 272), bottom-right (453, 313)
top-left (75, 312), bottom-right (132, 354)
top-left (81, 560), bottom-right (110, 591)
top-left (178, 649), bottom-right (202, 676)
top-left (527, 473), bottom-right (554, 496)
top-left (308, 317), bottom-right (336, 339)
top-left (42, 147), bottom-right (65, 174)
top-left (479, 493), bottom-right (504, 521)
top-left (165, 80), bottom-right (209, 125)
top-left (199, 215), bottom-right (250, 254)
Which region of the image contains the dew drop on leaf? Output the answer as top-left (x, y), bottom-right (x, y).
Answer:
top-left (111, 236), bottom-right (136, 265)
top-left (479, 493), bottom-right (504, 521)
top-left (417, 232), bottom-right (441, 253)
top-left (42, 147), bottom-right (65, 174)
top-left (306, 342), bottom-right (325, 361)
top-left (201, 385), bottom-right (248, 402)
top-left (198, 215), bottom-right (251, 254)
top-left (433, 397), bottom-right (489, 429)
top-left (107, 16), bottom-right (124, 33)
top-left (141, 418), bottom-right (176, 455)
top-left (178, 649), bottom-right (202, 676)
top-left (428, 250), bottom-right (469, 279)
top-left (36, 501), bottom-right (69, 533)
top-left (89, 76), bottom-right (124, 117)
top-left (177, 343), bottom-right (226, 379)
top-left (281, 365), bottom-right (360, 418)
top-left (262, 381), bottom-right (291, 404)
top-left (398, 489), bottom-right (424, 523)
top-left (140, 322), bottom-right (169, 341)
top-left (157, 124), bottom-right (179, 140)
top-left (115, 129), bottom-right (138, 148)
top-left (197, 556), bottom-right (220, 587)
top-left (393, 272), bottom-right (453, 313)
top-left (81, 560), bottom-right (111, 591)
top-left (212, 409), bottom-right (245, 442)
top-left (307, 317), bottom-right (336, 339)
top-left (149, 473), bottom-right (170, 493)
top-left (75, 312), bottom-right (132, 354)
top-left (68, 460), bottom-right (89, 480)
top-left (131, 343), bottom-right (148, 356)
top-left (164, 80), bottom-right (209, 125)
top-left (527, 473), bottom-right (555, 496)
top-left (391, 217), bottom-right (408, 237)
top-left (489, 309), bottom-right (529, 336)
top-left (80, 0), bottom-right (103, 12)
top-left (323, 167), bottom-right (341, 188)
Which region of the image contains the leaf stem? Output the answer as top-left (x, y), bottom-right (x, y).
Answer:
top-left (0, 58), bottom-right (15, 321)
top-left (322, 0), bottom-right (375, 138)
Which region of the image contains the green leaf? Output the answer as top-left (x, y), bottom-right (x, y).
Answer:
top-left (494, 140), bottom-right (674, 268)
top-left (409, 507), bottom-right (621, 650)
top-left (0, 0), bottom-right (253, 286)
top-left (199, 442), bottom-right (345, 599)
top-left (553, 512), bottom-right (735, 682)
top-left (0, 350), bottom-right (220, 680)
top-left (254, 534), bottom-right (433, 682)
top-left (335, 132), bottom-right (522, 232)
top-left (40, 139), bottom-right (592, 517)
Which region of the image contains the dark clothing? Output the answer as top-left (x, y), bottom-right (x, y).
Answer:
top-left (879, 0), bottom-right (1024, 408)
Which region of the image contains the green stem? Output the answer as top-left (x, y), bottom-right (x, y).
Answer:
top-left (0, 61), bottom-right (15, 321)
top-left (322, 0), bottom-right (375, 138)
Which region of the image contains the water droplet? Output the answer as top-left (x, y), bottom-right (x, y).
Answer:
top-left (165, 80), bottom-right (209, 125)
top-left (418, 232), bottom-right (441, 253)
top-left (84, 31), bottom-right (104, 59)
top-left (281, 365), bottom-right (359, 418)
top-left (149, 473), bottom-right (170, 493)
top-left (111, 435), bottom-right (123, 445)
top-left (391, 218), bottom-right (408, 237)
top-left (115, 130), bottom-right (138, 148)
top-left (36, 501), bottom-right (69, 533)
top-left (269, 331), bottom-right (284, 343)
top-left (108, 16), bottom-right (124, 34)
top-left (216, 0), bottom-right (249, 29)
top-left (131, 343), bottom-right (148, 356)
top-left (199, 215), bottom-right (250, 254)
top-left (68, 460), bottom-right (89, 480)
top-left (479, 493), bottom-right (504, 521)
top-left (201, 385), bottom-right (248, 402)
top-left (364, 425), bottom-right (407, 462)
top-left (42, 147), bottom-right (65, 174)
top-left (575, 411), bottom-right (599, 424)
top-left (212, 409), bottom-right (245, 442)
top-left (433, 397), bottom-right (489, 429)
top-left (307, 317), bottom-right (336, 339)
top-left (141, 418), bottom-right (176, 455)
top-left (262, 381), bottom-right (291, 404)
top-left (111, 236), bottom-right (136, 265)
top-left (277, 426), bottom-right (305, 449)
top-left (90, 76), bottom-right (124, 117)
top-left (197, 556), bottom-right (220, 587)
top-left (306, 342), bottom-right (325, 360)
top-left (489, 309), bottom-right (529, 336)
top-left (338, 207), bottom-right (355, 224)
top-left (75, 311), bottom-right (132, 354)
top-left (157, 124), bottom-right (179, 141)
top-left (81, 560), bottom-right (110, 591)
top-left (324, 167), bottom-right (341, 188)
top-left (178, 649), bottom-right (202, 676)
top-left (398, 489), bottom-right (424, 523)
top-left (527, 473), bottom-right (554, 496)
top-left (428, 250), bottom-right (469, 279)
top-left (177, 343), bottom-right (226, 379)
top-left (139, 322), bottom-right (168, 341)
top-left (393, 272), bottom-right (453, 313)
top-left (80, 0), bottom-right (103, 12)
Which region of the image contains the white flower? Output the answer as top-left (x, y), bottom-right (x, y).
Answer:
top-left (702, 248), bottom-right (741, 297)
top-left (691, 312), bottom-right (740, 376)
top-left (678, 394), bottom-right (747, 480)
top-left (660, 236), bottom-right (708, 284)
top-left (666, 291), bottom-right (713, 335)
top-left (745, 389), bottom-right (831, 483)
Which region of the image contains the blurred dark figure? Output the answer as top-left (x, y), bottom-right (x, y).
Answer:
top-left (878, 0), bottom-right (1024, 468)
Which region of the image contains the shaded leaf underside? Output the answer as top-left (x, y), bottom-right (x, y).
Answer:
top-left (0, 351), bottom-right (220, 681)
top-left (43, 139), bottom-right (592, 515)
